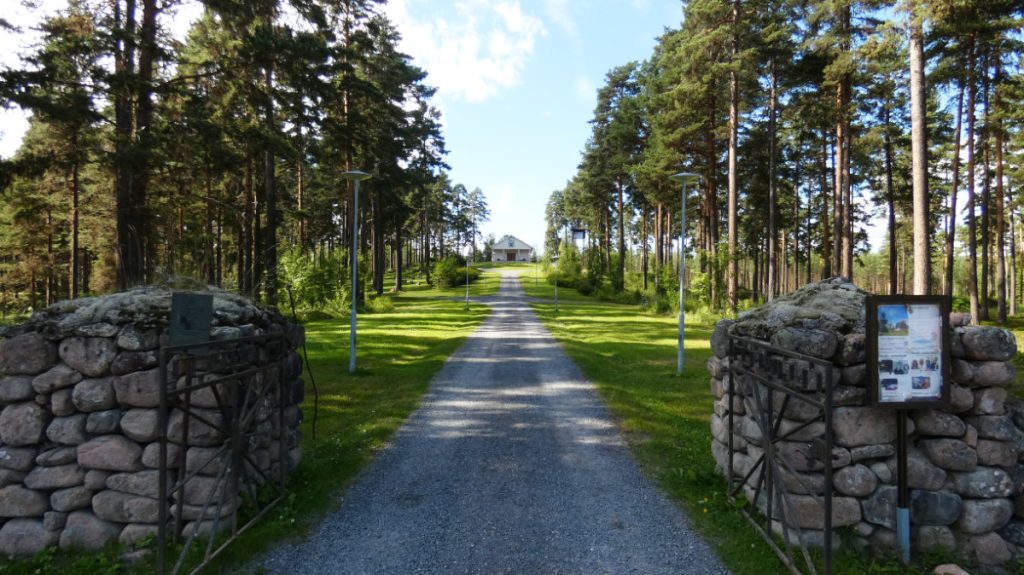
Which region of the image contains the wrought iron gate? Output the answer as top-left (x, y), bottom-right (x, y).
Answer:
top-left (157, 333), bottom-right (291, 574)
top-left (727, 335), bottom-right (836, 575)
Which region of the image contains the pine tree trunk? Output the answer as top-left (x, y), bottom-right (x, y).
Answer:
top-left (967, 37), bottom-right (980, 324)
top-left (395, 229), bottom-right (403, 292)
top-left (205, 175), bottom-right (215, 285)
top-left (1009, 180), bottom-right (1017, 316)
top-left (885, 106), bottom-right (897, 295)
top-left (617, 180), bottom-right (625, 292)
top-left (70, 158), bottom-right (80, 300)
top-left (831, 132), bottom-right (842, 277)
top-left (980, 53), bottom-right (991, 321)
top-left (995, 56), bottom-right (1006, 322)
top-left (706, 89), bottom-right (719, 308)
top-left (944, 78), bottom-right (965, 297)
top-left (727, 0), bottom-right (740, 313)
top-left (263, 66), bottom-right (278, 305)
top-left (243, 162), bottom-right (254, 296)
top-left (820, 130), bottom-right (832, 279)
top-left (642, 206), bottom-right (649, 290)
top-left (909, 11), bottom-right (930, 295)
top-left (839, 4), bottom-right (853, 280)
top-left (113, 0), bottom-right (142, 289)
top-left (767, 57), bottom-right (778, 301)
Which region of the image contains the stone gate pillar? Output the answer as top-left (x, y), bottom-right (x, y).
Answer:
top-left (706, 278), bottom-right (1023, 568)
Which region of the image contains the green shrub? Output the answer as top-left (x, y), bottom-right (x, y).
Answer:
top-left (432, 256), bottom-right (460, 288)
top-left (432, 256), bottom-right (481, 288)
top-left (366, 295), bottom-right (395, 313)
top-left (280, 248), bottom-right (347, 312)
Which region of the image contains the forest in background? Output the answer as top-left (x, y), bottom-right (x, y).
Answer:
top-left (546, 0), bottom-right (1024, 323)
top-left (0, 0), bottom-right (489, 316)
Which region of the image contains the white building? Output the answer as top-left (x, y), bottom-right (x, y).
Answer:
top-left (491, 235), bottom-right (533, 262)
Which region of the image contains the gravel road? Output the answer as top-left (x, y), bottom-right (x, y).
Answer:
top-left (258, 270), bottom-right (729, 574)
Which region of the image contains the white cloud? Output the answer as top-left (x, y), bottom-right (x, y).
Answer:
top-left (575, 76), bottom-right (595, 102)
top-left (541, 0), bottom-right (577, 38)
top-left (492, 183), bottom-right (514, 215)
top-left (384, 0), bottom-right (545, 103)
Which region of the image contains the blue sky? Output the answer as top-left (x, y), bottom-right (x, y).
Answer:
top-left (0, 0), bottom-right (682, 255)
top-left (383, 1), bottom-right (684, 254)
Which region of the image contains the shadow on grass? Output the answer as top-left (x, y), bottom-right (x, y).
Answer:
top-left (0, 295), bottom-right (491, 575)
top-left (528, 299), bottom-right (957, 575)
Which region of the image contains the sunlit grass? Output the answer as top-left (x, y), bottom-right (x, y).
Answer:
top-left (509, 263), bottom-right (594, 303)
top-left (531, 298), bottom-right (958, 575)
top-left (396, 266), bottom-right (503, 298)
top-left (196, 295), bottom-right (491, 570)
top-left (0, 293), bottom-right (490, 575)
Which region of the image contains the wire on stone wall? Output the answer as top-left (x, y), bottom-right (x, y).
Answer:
top-left (286, 286), bottom-right (319, 440)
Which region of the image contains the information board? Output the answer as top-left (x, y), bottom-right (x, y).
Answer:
top-left (867, 295), bottom-right (950, 409)
top-left (168, 292), bottom-right (213, 349)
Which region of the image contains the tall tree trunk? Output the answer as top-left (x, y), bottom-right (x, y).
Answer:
top-left (373, 193), bottom-right (384, 296)
top-left (642, 205), bottom-right (649, 290)
top-left (909, 9), bottom-right (930, 295)
top-left (395, 229), bottom-right (403, 292)
top-left (296, 127), bottom-right (306, 251)
top-left (205, 174), bottom-right (215, 285)
top-left (617, 180), bottom-right (625, 292)
top-left (980, 51), bottom-right (991, 321)
top-left (831, 133), bottom-right (843, 276)
top-left (767, 57), bottom-right (778, 301)
top-left (243, 165), bottom-right (254, 296)
top-left (1009, 178), bottom-right (1017, 316)
top-left (820, 129), bottom-right (832, 278)
top-left (46, 206), bottom-right (53, 305)
top-left (263, 65), bottom-right (278, 305)
top-left (70, 157), bottom-right (80, 299)
top-left (113, 0), bottom-right (139, 289)
top-left (706, 89), bottom-right (719, 307)
top-left (727, 0), bottom-right (740, 313)
top-left (994, 56), bottom-right (1006, 322)
top-left (885, 106), bottom-right (897, 295)
top-left (840, 4), bottom-right (853, 280)
top-left (966, 36), bottom-right (980, 324)
top-left (944, 78), bottom-right (965, 297)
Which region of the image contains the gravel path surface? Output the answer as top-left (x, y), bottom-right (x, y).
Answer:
top-left (259, 270), bottom-right (729, 574)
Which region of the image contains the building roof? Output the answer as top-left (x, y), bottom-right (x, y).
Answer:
top-left (495, 235), bottom-right (533, 251)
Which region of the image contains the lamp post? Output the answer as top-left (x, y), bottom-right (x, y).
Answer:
top-left (342, 170), bottom-right (372, 374)
top-left (465, 236), bottom-right (473, 311)
top-left (554, 223), bottom-right (568, 313)
top-left (669, 172), bottom-right (700, 376)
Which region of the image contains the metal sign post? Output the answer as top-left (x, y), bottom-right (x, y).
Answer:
top-left (669, 172), bottom-right (699, 376)
top-left (867, 294), bottom-right (951, 565)
top-left (168, 292), bottom-right (213, 350)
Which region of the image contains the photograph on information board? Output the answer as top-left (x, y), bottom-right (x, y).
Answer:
top-left (876, 303), bottom-right (943, 403)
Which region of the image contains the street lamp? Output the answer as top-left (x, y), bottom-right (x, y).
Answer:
top-left (554, 223), bottom-right (568, 313)
top-left (464, 236), bottom-right (473, 311)
top-left (342, 170), bottom-right (372, 374)
top-left (669, 172), bottom-right (700, 376)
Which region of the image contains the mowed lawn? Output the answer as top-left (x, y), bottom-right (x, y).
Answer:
top-left (524, 273), bottom-right (957, 575)
top-left (0, 280), bottom-right (493, 575)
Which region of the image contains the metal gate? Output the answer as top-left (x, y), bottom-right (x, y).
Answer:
top-left (157, 333), bottom-right (290, 575)
top-left (727, 335), bottom-right (836, 575)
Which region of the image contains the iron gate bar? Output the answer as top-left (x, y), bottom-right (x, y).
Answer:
top-left (158, 332), bottom-right (291, 575)
top-left (727, 335), bottom-right (835, 575)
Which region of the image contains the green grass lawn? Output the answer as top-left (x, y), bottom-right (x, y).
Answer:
top-left (514, 263), bottom-right (596, 303)
top-left (529, 296), bottom-right (965, 575)
top-left (395, 265), bottom-right (504, 298)
top-left (0, 289), bottom-right (491, 575)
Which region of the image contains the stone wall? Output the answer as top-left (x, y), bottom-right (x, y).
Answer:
top-left (707, 279), bottom-right (1023, 568)
top-left (0, 286), bottom-right (305, 557)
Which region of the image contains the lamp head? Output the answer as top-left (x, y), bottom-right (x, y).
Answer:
top-left (341, 170), bottom-right (372, 182)
top-left (669, 172), bottom-right (700, 182)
